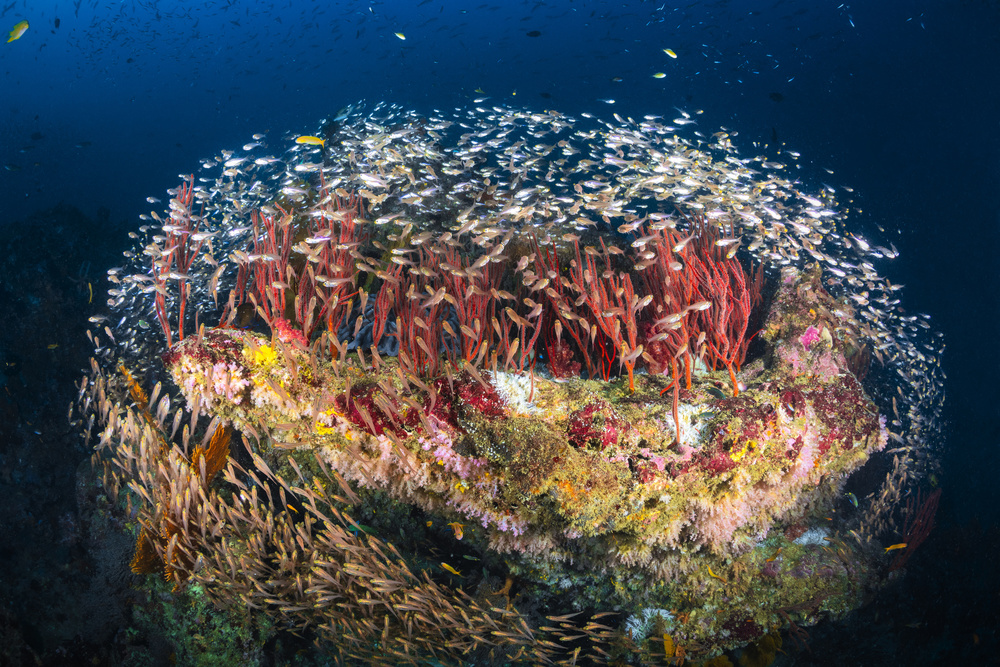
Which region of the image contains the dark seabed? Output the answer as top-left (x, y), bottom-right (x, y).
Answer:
top-left (0, 0), bottom-right (997, 665)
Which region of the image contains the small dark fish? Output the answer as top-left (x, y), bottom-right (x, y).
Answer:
top-left (539, 92), bottom-right (551, 99)
top-left (54, 17), bottom-right (60, 29)
top-left (769, 92), bottom-right (784, 102)
top-left (526, 30), bottom-right (541, 37)
top-left (234, 302), bottom-right (257, 329)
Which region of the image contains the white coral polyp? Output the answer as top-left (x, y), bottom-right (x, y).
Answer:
top-left (209, 361), bottom-right (249, 404)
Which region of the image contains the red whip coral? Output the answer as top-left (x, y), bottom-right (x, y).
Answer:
top-left (227, 184), bottom-right (363, 342)
top-left (638, 215), bottom-right (760, 396)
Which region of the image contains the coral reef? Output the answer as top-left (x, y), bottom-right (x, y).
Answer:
top-left (76, 104), bottom-right (945, 664)
top-left (140, 262), bottom-right (884, 657)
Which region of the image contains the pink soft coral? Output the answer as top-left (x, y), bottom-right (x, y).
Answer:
top-left (798, 325), bottom-right (820, 349)
top-left (272, 317), bottom-right (309, 348)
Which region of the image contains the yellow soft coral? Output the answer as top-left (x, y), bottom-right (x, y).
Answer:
top-left (253, 343), bottom-right (278, 367)
top-left (315, 406), bottom-right (343, 436)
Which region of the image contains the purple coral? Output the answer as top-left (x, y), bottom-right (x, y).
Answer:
top-left (798, 325), bottom-right (821, 349)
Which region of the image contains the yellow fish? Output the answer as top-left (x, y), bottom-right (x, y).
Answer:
top-left (884, 543), bottom-right (908, 553)
top-left (447, 522), bottom-right (464, 540)
top-left (440, 562), bottom-right (462, 576)
top-left (294, 135), bottom-right (325, 146)
top-left (663, 48), bottom-right (677, 58)
top-left (394, 32), bottom-right (406, 40)
top-left (652, 72), bottom-right (666, 79)
top-left (7, 20), bottom-right (28, 43)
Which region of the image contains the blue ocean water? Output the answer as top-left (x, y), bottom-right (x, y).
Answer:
top-left (0, 0), bottom-right (997, 663)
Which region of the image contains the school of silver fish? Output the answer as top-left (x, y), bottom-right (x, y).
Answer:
top-left (89, 101), bottom-right (945, 479)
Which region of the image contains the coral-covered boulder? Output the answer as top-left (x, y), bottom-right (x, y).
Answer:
top-left (162, 267), bottom-right (888, 655)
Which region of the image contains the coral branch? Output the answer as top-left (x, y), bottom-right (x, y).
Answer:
top-left (230, 185), bottom-right (365, 345)
top-left (888, 488), bottom-right (941, 572)
top-left (151, 176), bottom-right (205, 345)
top-left (638, 214), bottom-right (758, 396)
top-left (439, 242), bottom-right (505, 364)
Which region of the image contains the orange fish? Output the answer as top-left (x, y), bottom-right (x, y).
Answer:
top-left (447, 521), bottom-right (464, 540)
top-left (884, 543), bottom-right (908, 553)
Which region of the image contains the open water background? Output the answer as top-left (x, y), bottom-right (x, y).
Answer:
top-left (0, 0), bottom-right (997, 664)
